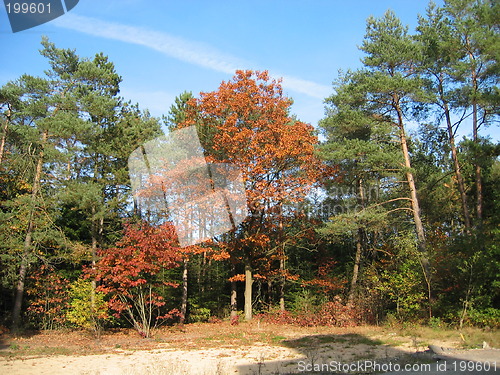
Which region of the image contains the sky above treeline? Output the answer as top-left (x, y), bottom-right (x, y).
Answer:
top-left (1, 0), bottom-right (498, 141)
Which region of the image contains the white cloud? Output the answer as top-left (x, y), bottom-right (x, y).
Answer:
top-left (276, 73), bottom-right (331, 100)
top-left (53, 14), bottom-right (243, 74)
top-left (52, 14), bottom-right (330, 99)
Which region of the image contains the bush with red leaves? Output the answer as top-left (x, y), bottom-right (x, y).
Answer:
top-left (26, 265), bottom-right (70, 330)
top-left (257, 297), bottom-right (366, 327)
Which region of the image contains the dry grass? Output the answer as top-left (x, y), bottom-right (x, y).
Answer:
top-left (384, 324), bottom-right (500, 349)
top-left (1, 322), bottom-right (498, 375)
top-left (1, 321), bottom-right (498, 358)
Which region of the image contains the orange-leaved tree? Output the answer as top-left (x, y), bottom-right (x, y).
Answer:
top-left (178, 70), bottom-right (322, 320)
top-left (91, 221), bottom-right (198, 337)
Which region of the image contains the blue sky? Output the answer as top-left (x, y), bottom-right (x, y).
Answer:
top-left (0, 0), bottom-right (498, 141)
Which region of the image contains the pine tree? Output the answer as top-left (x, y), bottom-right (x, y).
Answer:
top-left (319, 73), bottom-right (404, 303)
top-left (2, 38), bottom-right (161, 331)
top-left (330, 11), bottom-right (433, 315)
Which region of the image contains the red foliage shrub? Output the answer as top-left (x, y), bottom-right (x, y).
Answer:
top-left (26, 265), bottom-right (70, 329)
top-left (89, 222), bottom-right (184, 337)
top-left (209, 316), bottom-right (222, 324)
top-left (230, 314), bottom-right (240, 325)
top-left (257, 297), bottom-right (364, 327)
top-left (316, 297), bottom-right (362, 327)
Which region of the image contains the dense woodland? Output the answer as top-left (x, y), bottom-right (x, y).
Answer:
top-left (1, 0), bottom-right (499, 337)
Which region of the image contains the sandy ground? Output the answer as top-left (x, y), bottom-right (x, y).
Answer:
top-left (3, 347), bottom-right (500, 375)
top-left (382, 348), bottom-right (500, 374)
top-left (0, 342), bottom-right (417, 375)
top-left (0, 323), bottom-right (497, 374)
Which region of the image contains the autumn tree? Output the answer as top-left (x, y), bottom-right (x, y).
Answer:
top-left (160, 91), bottom-right (203, 324)
top-left (177, 70), bottom-right (321, 320)
top-left (92, 222), bottom-right (184, 337)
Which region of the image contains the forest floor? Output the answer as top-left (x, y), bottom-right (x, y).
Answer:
top-left (0, 321), bottom-right (498, 374)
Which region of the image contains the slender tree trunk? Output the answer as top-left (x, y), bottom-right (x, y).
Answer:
top-left (12, 130), bottom-right (47, 332)
top-left (180, 258), bottom-right (188, 324)
top-left (244, 259), bottom-right (253, 321)
top-left (395, 102), bottom-right (432, 317)
top-left (230, 262), bottom-right (237, 319)
top-left (348, 178), bottom-right (366, 304)
top-left (0, 108), bottom-right (10, 165)
top-left (279, 256), bottom-right (285, 312)
top-left (349, 233), bottom-right (363, 305)
top-left (90, 206), bottom-right (98, 314)
top-left (399, 128), bottom-right (427, 252)
top-left (200, 251), bottom-right (206, 295)
top-left (133, 197), bottom-right (141, 219)
top-left (440, 79), bottom-right (471, 232)
top-left (472, 102), bottom-right (483, 230)
top-left (278, 213), bottom-right (285, 312)
top-left (395, 106), bottom-right (427, 249)
top-left (467, 45), bottom-right (483, 232)
top-left (12, 224), bottom-right (33, 333)
top-left (267, 279), bottom-right (273, 310)
top-left (90, 159), bottom-right (104, 320)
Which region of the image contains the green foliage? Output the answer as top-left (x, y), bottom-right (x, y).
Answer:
top-left (428, 316), bottom-right (447, 329)
top-left (188, 303), bottom-right (211, 323)
top-left (163, 91), bottom-right (193, 132)
top-left (372, 232), bottom-right (428, 321)
top-left (66, 279), bottom-right (110, 336)
top-left (466, 308), bottom-right (500, 328)
top-left (1, 37), bottom-right (162, 331)
top-left (290, 289), bottom-right (325, 314)
top-left (0, 3), bottom-right (498, 331)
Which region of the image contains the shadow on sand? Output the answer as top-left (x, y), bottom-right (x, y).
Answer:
top-left (0, 336), bottom-right (8, 351)
top-left (0, 329), bottom-right (40, 352)
top-left (236, 333), bottom-right (499, 375)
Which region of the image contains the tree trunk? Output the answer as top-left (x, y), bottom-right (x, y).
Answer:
top-left (200, 251), bottom-right (206, 295)
top-left (180, 258), bottom-right (188, 324)
top-left (349, 230), bottom-right (363, 304)
top-left (440, 79), bottom-right (471, 232)
top-left (90, 206), bottom-right (98, 314)
top-left (348, 178), bottom-right (366, 304)
top-left (12, 130), bottom-right (47, 332)
top-left (267, 279), bottom-right (273, 310)
top-left (395, 102), bottom-right (432, 317)
top-left (472, 102), bottom-right (483, 230)
top-left (230, 262), bottom-right (237, 319)
top-left (279, 256), bottom-right (285, 312)
top-left (278, 214), bottom-right (285, 312)
top-left (244, 260), bottom-right (253, 321)
top-left (399, 129), bottom-right (427, 252)
top-left (0, 107), bottom-right (10, 165)
top-left (466, 45), bottom-right (483, 232)
top-left (12, 224), bottom-right (33, 333)
top-left (90, 163), bottom-right (104, 323)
